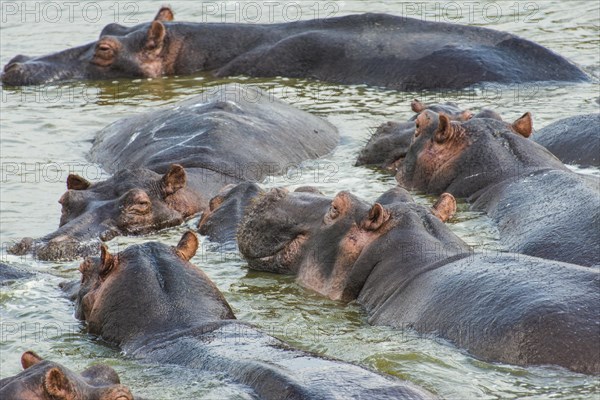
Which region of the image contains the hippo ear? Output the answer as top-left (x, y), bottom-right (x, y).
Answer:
top-left (512, 112), bottom-right (533, 138)
top-left (434, 114), bottom-right (455, 144)
top-left (176, 231), bottom-right (199, 261)
top-left (100, 244), bottom-right (116, 278)
top-left (411, 99), bottom-right (425, 113)
top-left (44, 367), bottom-right (74, 398)
top-left (431, 193), bottom-right (457, 222)
top-left (154, 6), bottom-right (174, 21)
top-left (66, 174), bottom-right (91, 190)
top-left (146, 21), bottom-right (166, 51)
top-left (162, 164), bottom-right (187, 196)
top-left (208, 195), bottom-right (225, 212)
top-left (21, 350), bottom-right (43, 369)
top-left (362, 203), bottom-right (390, 231)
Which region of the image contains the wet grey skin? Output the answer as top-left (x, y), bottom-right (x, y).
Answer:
top-left (197, 182), bottom-right (265, 246)
top-left (237, 188), bottom-right (600, 375)
top-left (9, 84), bottom-right (338, 261)
top-left (2, 7), bottom-right (589, 89)
top-left (533, 113), bottom-right (600, 167)
top-left (398, 110), bottom-right (600, 267)
top-left (197, 183), bottom-right (326, 246)
top-left (0, 263), bottom-right (33, 285)
top-left (0, 351), bottom-right (137, 400)
top-left (73, 232), bottom-right (435, 400)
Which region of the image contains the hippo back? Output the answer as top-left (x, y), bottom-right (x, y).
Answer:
top-left (472, 169), bottom-right (600, 267)
top-left (0, 263), bottom-right (33, 284)
top-left (367, 253), bottom-right (600, 375)
top-left (132, 322), bottom-right (434, 400)
top-left (533, 114), bottom-right (600, 167)
top-left (216, 13), bottom-right (589, 90)
top-left (89, 84), bottom-right (338, 181)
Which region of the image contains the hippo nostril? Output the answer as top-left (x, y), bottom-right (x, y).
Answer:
top-left (4, 62), bottom-right (21, 73)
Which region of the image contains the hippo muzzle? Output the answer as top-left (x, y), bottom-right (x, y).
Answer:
top-left (1, 43), bottom-right (93, 86)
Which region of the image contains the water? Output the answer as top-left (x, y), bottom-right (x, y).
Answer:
top-left (1, 1), bottom-right (599, 398)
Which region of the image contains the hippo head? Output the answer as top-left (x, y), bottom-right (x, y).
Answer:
top-left (1, 7), bottom-right (177, 86)
top-left (9, 164), bottom-right (205, 261)
top-left (397, 110), bottom-right (566, 197)
top-left (355, 99), bottom-right (475, 171)
top-left (76, 232), bottom-right (235, 346)
top-left (0, 351), bottom-right (133, 399)
top-left (198, 182), bottom-right (265, 244)
top-left (238, 187), bottom-right (465, 301)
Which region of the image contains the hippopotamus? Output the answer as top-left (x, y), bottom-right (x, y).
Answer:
top-left (9, 84), bottom-right (338, 261)
top-left (396, 110), bottom-right (600, 267)
top-left (197, 183), bottom-right (324, 245)
top-left (197, 182), bottom-right (263, 245)
top-left (2, 7), bottom-right (589, 89)
top-left (88, 85), bottom-right (337, 179)
top-left (73, 231), bottom-right (434, 399)
top-left (533, 114), bottom-right (600, 167)
top-left (356, 100), bottom-right (501, 172)
top-left (9, 165), bottom-right (204, 260)
top-left (237, 188), bottom-right (600, 374)
top-left (0, 351), bottom-right (135, 399)
top-left (0, 263), bottom-right (33, 284)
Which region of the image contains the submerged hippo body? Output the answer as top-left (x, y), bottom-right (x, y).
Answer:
top-left (397, 111), bottom-right (600, 267)
top-left (2, 7), bottom-right (589, 89)
top-left (237, 189), bottom-right (600, 374)
top-left (0, 263), bottom-right (33, 284)
top-left (10, 85), bottom-right (338, 260)
top-left (73, 232), bottom-right (434, 400)
top-left (533, 114), bottom-right (600, 167)
top-left (0, 351), bottom-right (135, 399)
top-left (89, 85), bottom-right (337, 180)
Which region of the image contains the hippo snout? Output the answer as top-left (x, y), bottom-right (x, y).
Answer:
top-left (1, 58), bottom-right (75, 86)
top-left (7, 237), bottom-right (34, 255)
top-left (1, 61), bottom-right (35, 86)
top-left (2, 55), bottom-right (32, 76)
top-left (1, 61), bottom-right (24, 85)
top-left (8, 236), bottom-right (100, 261)
top-left (3, 61), bottom-right (21, 73)
top-left (37, 236), bottom-right (100, 261)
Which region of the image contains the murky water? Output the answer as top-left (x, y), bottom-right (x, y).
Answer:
top-left (1, 1), bottom-right (599, 398)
